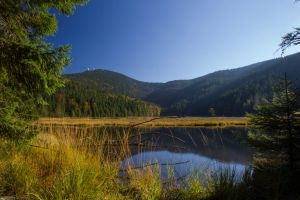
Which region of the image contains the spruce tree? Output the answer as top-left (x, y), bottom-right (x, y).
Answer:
top-left (248, 73), bottom-right (300, 171)
top-left (0, 0), bottom-right (87, 139)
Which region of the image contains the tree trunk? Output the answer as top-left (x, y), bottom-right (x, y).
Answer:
top-left (284, 73), bottom-right (294, 171)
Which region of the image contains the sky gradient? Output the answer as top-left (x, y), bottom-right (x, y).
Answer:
top-left (50, 0), bottom-right (300, 82)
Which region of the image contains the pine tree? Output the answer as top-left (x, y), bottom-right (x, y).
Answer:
top-left (248, 73), bottom-right (300, 171)
top-left (0, 0), bottom-right (87, 140)
top-left (208, 107), bottom-right (216, 116)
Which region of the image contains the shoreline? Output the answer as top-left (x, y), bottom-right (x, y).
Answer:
top-left (35, 117), bottom-right (249, 128)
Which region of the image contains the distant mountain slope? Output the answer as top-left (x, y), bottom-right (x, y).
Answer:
top-left (158, 53), bottom-right (300, 116)
top-left (66, 69), bottom-right (162, 98)
top-left (63, 52), bottom-right (300, 116)
top-left (39, 79), bottom-right (161, 117)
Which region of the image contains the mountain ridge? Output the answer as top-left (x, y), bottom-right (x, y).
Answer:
top-left (63, 52), bottom-right (300, 116)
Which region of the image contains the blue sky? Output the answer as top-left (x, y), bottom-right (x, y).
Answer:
top-left (50, 0), bottom-right (300, 82)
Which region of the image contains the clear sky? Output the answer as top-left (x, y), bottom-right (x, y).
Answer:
top-left (50, 0), bottom-right (300, 82)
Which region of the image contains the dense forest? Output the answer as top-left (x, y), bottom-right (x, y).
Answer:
top-left (38, 80), bottom-right (160, 117)
top-left (66, 69), bottom-right (162, 98)
top-left (62, 52), bottom-right (300, 117)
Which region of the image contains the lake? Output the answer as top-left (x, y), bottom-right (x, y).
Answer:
top-left (119, 127), bottom-right (253, 181)
top-left (40, 125), bottom-right (253, 181)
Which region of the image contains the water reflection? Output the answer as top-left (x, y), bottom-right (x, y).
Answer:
top-left (121, 127), bottom-right (253, 180)
top-left (40, 125), bottom-right (253, 180)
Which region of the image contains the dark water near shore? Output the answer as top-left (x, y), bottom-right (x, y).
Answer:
top-left (41, 125), bottom-right (253, 180)
top-left (120, 127), bottom-right (253, 180)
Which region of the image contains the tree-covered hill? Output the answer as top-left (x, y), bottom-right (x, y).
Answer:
top-left (39, 80), bottom-right (161, 117)
top-left (66, 69), bottom-right (162, 98)
top-left (55, 52), bottom-right (300, 117)
top-left (159, 53), bottom-right (300, 116)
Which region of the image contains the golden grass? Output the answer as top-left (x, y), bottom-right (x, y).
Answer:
top-left (0, 123), bottom-right (253, 199)
top-left (35, 117), bottom-right (249, 128)
top-left (0, 127), bottom-right (163, 199)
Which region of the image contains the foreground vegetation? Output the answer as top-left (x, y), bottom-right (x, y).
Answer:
top-left (0, 127), bottom-right (253, 200)
top-left (36, 117), bottom-right (248, 128)
top-left (1, 125), bottom-right (299, 200)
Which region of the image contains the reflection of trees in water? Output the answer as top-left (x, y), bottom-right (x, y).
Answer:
top-left (128, 127), bottom-right (253, 165)
top-left (40, 125), bottom-right (252, 165)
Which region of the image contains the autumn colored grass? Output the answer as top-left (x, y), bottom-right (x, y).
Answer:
top-left (36, 117), bottom-right (249, 128)
top-left (0, 124), bottom-right (252, 200)
top-left (0, 127), bottom-right (162, 199)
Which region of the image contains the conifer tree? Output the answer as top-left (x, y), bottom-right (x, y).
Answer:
top-left (248, 73), bottom-right (300, 171)
top-left (0, 0), bottom-right (87, 139)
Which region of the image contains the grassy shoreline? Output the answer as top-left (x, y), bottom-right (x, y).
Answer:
top-left (36, 117), bottom-right (249, 128)
top-left (0, 126), bottom-right (252, 199)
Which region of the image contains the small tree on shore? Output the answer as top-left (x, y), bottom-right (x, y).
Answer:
top-left (208, 107), bottom-right (216, 117)
top-left (248, 73), bottom-right (299, 171)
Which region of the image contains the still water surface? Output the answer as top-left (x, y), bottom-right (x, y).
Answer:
top-left (120, 127), bottom-right (253, 180)
top-left (42, 125), bottom-right (253, 180)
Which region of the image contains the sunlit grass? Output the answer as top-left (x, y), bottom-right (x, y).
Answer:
top-left (36, 117), bottom-right (249, 128)
top-left (0, 134), bottom-right (127, 199)
top-left (0, 125), bottom-right (252, 199)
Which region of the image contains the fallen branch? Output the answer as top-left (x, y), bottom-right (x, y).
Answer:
top-left (119, 160), bottom-right (190, 171)
top-left (129, 117), bottom-right (161, 128)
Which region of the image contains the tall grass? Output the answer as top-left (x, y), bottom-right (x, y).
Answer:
top-left (0, 126), bottom-right (132, 199)
top-left (0, 125), bottom-right (170, 199)
top-left (0, 125), bottom-right (252, 199)
top-left (36, 117), bottom-right (249, 128)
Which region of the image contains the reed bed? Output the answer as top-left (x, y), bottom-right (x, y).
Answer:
top-left (0, 124), bottom-right (251, 200)
top-left (36, 117), bottom-right (249, 128)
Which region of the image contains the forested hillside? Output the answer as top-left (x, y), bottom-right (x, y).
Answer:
top-left (160, 53), bottom-right (300, 116)
top-left (39, 80), bottom-right (160, 117)
top-left (66, 69), bottom-right (162, 98)
top-left (49, 52), bottom-right (300, 117)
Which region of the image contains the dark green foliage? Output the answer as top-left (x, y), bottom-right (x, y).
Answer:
top-left (0, 0), bottom-right (87, 139)
top-left (247, 75), bottom-right (300, 199)
top-left (67, 69), bottom-right (162, 99)
top-left (280, 27), bottom-right (300, 55)
top-left (206, 169), bottom-right (252, 200)
top-left (154, 54), bottom-right (300, 116)
top-left (160, 169), bottom-right (252, 200)
top-left (39, 80), bottom-right (161, 117)
top-left (250, 163), bottom-right (300, 200)
top-left (68, 53), bottom-right (300, 117)
top-left (248, 74), bottom-right (300, 170)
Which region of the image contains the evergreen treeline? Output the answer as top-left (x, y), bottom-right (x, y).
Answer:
top-left (38, 80), bottom-right (160, 117)
top-left (66, 69), bottom-right (162, 98)
top-left (66, 53), bottom-right (300, 116)
top-left (149, 54), bottom-right (300, 116)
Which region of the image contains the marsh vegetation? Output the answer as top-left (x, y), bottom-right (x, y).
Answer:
top-left (0, 125), bottom-right (253, 199)
top-left (36, 117), bottom-right (249, 128)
